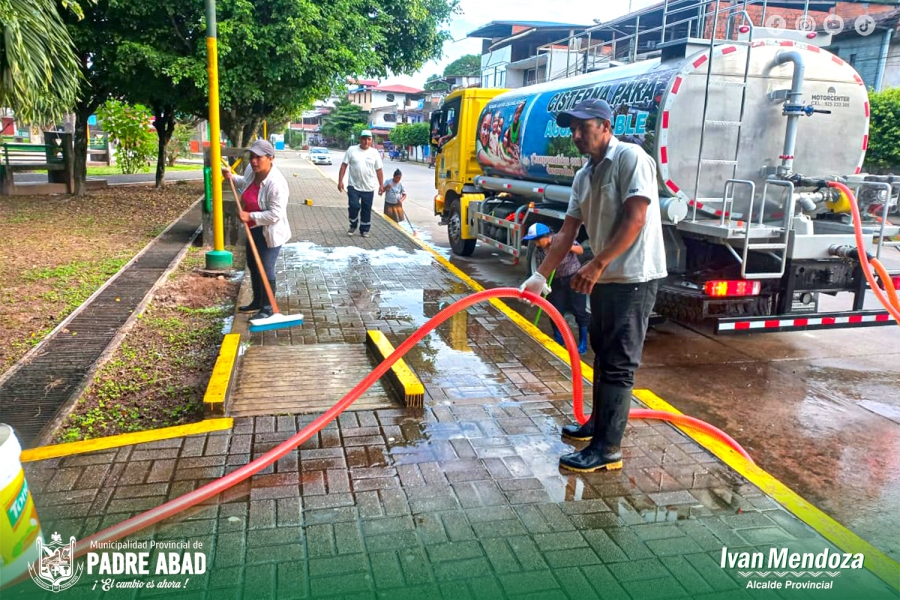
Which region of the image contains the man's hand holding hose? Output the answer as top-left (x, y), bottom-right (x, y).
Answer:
top-left (519, 272), bottom-right (552, 301)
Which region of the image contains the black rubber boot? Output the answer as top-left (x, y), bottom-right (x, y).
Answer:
top-left (560, 384), bottom-right (631, 472)
top-left (240, 268), bottom-right (262, 312)
top-left (251, 278), bottom-right (276, 320)
top-left (561, 373), bottom-right (602, 441)
top-left (559, 445), bottom-right (623, 472)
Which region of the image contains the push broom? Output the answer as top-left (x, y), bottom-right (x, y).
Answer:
top-left (226, 175), bottom-right (303, 333)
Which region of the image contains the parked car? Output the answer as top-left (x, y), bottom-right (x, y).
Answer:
top-left (308, 147), bottom-right (332, 165)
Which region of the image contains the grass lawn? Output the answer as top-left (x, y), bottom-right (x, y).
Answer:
top-left (86, 164), bottom-right (200, 176)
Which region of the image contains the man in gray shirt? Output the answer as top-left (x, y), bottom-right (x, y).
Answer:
top-left (520, 99), bottom-right (667, 473)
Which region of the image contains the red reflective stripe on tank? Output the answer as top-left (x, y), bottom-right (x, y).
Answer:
top-left (855, 166), bottom-right (862, 174)
top-left (863, 135), bottom-right (868, 150)
top-left (752, 40), bottom-right (765, 47)
top-left (660, 147), bottom-right (668, 164)
top-left (849, 315), bottom-right (863, 323)
top-left (822, 317), bottom-right (836, 325)
top-left (780, 41), bottom-right (794, 47)
top-left (662, 111), bottom-right (670, 128)
top-left (666, 179), bottom-right (679, 192)
top-left (865, 102), bottom-right (870, 117)
top-left (722, 46), bottom-right (737, 55)
top-left (671, 77), bottom-right (683, 94)
top-left (832, 55), bottom-right (844, 66)
top-left (735, 322), bottom-right (751, 330)
top-left (793, 318), bottom-right (808, 327)
top-left (765, 320), bottom-right (780, 328)
top-left (693, 55), bottom-right (708, 68)
top-left (875, 313), bottom-right (890, 322)
top-left (807, 45), bottom-right (820, 53)
top-left (853, 74), bottom-right (863, 84)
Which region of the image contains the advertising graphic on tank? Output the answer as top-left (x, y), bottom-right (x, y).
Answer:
top-left (476, 67), bottom-right (679, 185)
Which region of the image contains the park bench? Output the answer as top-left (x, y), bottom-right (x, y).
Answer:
top-left (0, 133), bottom-right (74, 195)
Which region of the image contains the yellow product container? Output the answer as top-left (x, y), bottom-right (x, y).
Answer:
top-left (0, 424), bottom-right (42, 581)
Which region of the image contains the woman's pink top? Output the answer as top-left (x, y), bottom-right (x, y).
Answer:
top-left (242, 181), bottom-right (261, 228)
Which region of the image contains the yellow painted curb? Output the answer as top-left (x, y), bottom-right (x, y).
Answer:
top-left (634, 389), bottom-right (900, 592)
top-left (20, 418), bottom-right (234, 463)
top-left (203, 332), bottom-right (241, 415)
top-left (379, 211), bottom-right (900, 591)
top-left (365, 330), bottom-right (425, 408)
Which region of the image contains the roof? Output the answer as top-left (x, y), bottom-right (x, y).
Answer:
top-left (467, 20), bottom-right (591, 39)
top-left (348, 78), bottom-right (380, 88)
top-left (374, 84), bottom-right (424, 94)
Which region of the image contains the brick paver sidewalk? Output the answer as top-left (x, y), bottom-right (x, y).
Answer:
top-left (13, 163), bottom-right (898, 600)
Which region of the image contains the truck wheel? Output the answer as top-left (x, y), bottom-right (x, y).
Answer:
top-left (448, 198), bottom-right (476, 256)
top-left (654, 284), bottom-right (706, 323)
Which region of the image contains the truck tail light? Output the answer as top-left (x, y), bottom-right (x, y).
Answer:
top-left (704, 280), bottom-right (761, 297)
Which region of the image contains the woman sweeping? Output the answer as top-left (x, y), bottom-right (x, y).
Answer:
top-left (222, 139), bottom-right (291, 321)
top-left (383, 169), bottom-right (407, 223)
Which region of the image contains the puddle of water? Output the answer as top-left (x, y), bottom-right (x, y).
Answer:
top-left (282, 242), bottom-right (435, 268)
top-left (220, 315), bottom-right (234, 335)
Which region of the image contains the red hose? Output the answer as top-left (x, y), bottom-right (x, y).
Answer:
top-left (629, 409), bottom-right (753, 462)
top-left (3, 287), bottom-right (753, 587)
top-left (827, 181), bottom-right (900, 324)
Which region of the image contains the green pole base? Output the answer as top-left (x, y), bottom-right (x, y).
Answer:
top-left (205, 250), bottom-right (233, 270)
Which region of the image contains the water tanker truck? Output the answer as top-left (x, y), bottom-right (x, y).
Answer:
top-left (430, 36), bottom-right (899, 334)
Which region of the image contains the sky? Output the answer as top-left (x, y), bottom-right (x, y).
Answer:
top-left (384, 0), bottom-right (662, 89)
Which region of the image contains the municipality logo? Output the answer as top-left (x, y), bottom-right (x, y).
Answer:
top-left (28, 532), bottom-right (84, 593)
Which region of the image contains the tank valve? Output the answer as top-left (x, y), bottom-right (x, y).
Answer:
top-left (782, 104), bottom-right (832, 117)
top-left (828, 244), bottom-right (861, 260)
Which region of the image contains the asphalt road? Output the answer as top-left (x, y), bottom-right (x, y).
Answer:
top-left (304, 148), bottom-right (900, 562)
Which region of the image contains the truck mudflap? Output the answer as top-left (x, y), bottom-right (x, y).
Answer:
top-left (716, 310), bottom-right (895, 334)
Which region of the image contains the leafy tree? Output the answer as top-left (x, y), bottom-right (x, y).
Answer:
top-left (166, 122), bottom-right (195, 166)
top-left (443, 54), bottom-right (481, 77)
top-left (322, 98), bottom-right (368, 146)
top-left (152, 0), bottom-right (459, 148)
top-left (864, 87), bottom-right (900, 173)
top-left (0, 0), bottom-right (82, 124)
top-left (61, 0), bottom-right (122, 195)
top-left (97, 99), bottom-right (156, 175)
top-left (390, 122), bottom-right (431, 148)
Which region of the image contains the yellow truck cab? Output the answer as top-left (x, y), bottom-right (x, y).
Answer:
top-left (430, 88), bottom-right (505, 255)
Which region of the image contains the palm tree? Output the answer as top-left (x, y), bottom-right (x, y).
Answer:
top-left (0, 0), bottom-right (82, 124)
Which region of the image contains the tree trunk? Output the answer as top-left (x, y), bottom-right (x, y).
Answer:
top-left (220, 109), bottom-right (244, 149)
top-left (73, 107), bottom-right (95, 196)
top-left (242, 119), bottom-right (260, 147)
top-left (152, 105), bottom-right (177, 188)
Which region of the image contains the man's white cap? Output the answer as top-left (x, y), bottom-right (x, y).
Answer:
top-left (360, 130), bottom-right (373, 138)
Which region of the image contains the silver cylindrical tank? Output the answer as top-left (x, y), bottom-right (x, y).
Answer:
top-left (475, 38), bottom-right (869, 219)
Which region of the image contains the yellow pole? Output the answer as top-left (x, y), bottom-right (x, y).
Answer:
top-left (204, 0), bottom-right (232, 269)
top-left (263, 120), bottom-right (267, 141)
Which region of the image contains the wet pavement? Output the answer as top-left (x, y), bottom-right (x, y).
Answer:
top-left (12, 160), bottom-right (899, 599)
top-left (314, 152), bottom-right (900, 564)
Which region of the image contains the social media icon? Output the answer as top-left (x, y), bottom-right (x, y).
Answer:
top-left (823, 14), bottom-right (845, 35)
top-left (796, 15), bottom-right (816, 32)
top-left (855, 15), bottom-right (875, 36)
top-left (765, 15), bottom-right (787, 35)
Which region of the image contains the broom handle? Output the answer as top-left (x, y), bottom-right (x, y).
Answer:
top-left (227, 176), bottom-right (280, 314)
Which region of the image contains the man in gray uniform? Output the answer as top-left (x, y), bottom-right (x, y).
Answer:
top-left (520, 99), bottom-right (667, 472)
